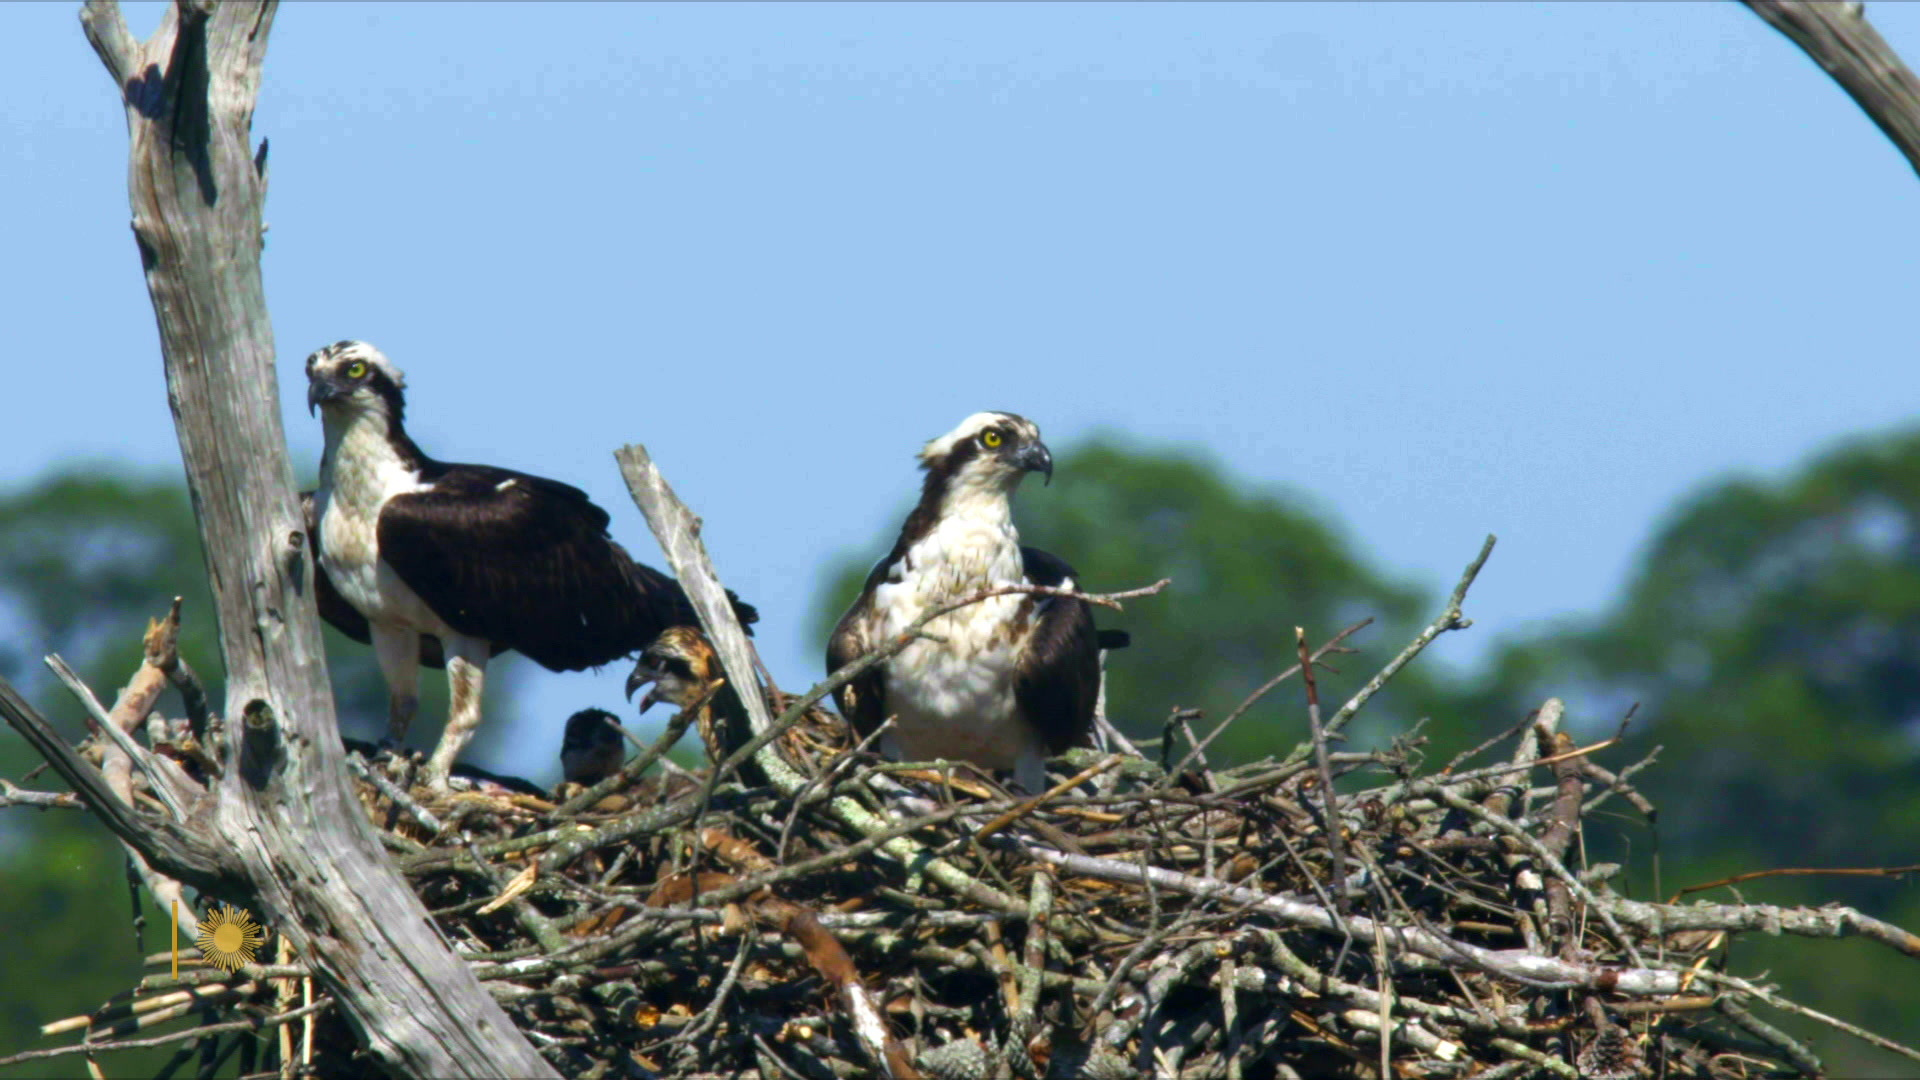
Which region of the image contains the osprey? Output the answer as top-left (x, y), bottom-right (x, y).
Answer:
top-left (627, 625), bottom-right (849, 770)
top-left (559, 708), bottom-right (628, 786)
top-left (826, 412), bottom-right (1118, 793)
top-left (304, 340), bottom-right (755, 786)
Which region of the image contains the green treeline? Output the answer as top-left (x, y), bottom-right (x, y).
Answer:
top-left (6, 429), bottom-right (1918, 1075)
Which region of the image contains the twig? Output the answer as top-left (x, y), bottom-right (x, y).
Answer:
top-left (1701, 968), bottom-right (1920, 1064)
top-left (1005, 868), bottom-right (1053, 1072)
top-left (1218, 942), bottom-right (1243, 1080)
top-left (690, 800), bottom-right (996, 910)
top-left (1412, 777), bottom-right (1646, 968)
top-left (0, 998), bottom-right (334, 1070)
top-left (970, 755), bottom-right (1123, 845)
top-left (45, 654), bottom-right (192, 822)
top-left (1297, 626), bottom-right (1346, 915)
top-left (1019, 841), bottom-right (1682, 993)
top-left (0, 674), bottom-right (224, 885)
top-left (1715, 997), bottom-right (1826, 1078)
top-left (147, 598), bottom-right (216, 744)
top-left (1670, 863), bottom-right (1920, 902)
top-left (41, 982), bottom-right (253, 1037)
top-left (1538, 728), bottom-right (1585, 951)
top-left (0, 780), bottom-right (82, 809)
top-left (1302, 534), bottom-right (1495, 754)
top-left (778, 718), bottom-right (894, 864)
top-left (1171, 619), bottom-right (1370, 779)
top-left (344, 753), bottom-right (443, 834)
top-left (1605, 893), bottom-right (1920, 961)
top-left (1577, 754), bottom-right (1658, 821)
top-left (657, 931), bottom-right (754, 1052)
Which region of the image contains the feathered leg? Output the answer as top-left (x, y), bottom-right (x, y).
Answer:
top-left (424, 636), bottom-right (490, 789)
top-left (370, 624), bottom-right (421, 746)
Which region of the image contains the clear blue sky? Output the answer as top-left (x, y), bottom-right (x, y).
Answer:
top-left (6, 2), bottom-right (1919, 781)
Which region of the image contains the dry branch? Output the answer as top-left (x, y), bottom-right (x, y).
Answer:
top-left (3, 3), bottom-right (561, 1075)
top-left (1744, 0), bottom-right (1920, 177)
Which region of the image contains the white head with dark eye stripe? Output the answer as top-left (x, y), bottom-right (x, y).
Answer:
top-left (305, 340), bottom-right (408, 421)
top-left (917, 412), bottom-right (1053, 507)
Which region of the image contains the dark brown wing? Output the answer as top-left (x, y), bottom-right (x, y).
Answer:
top-left (379, 465), bottom-right (704, 671)
top-left (304, 490), bottom-right (488, 669)
top-left (1012, 547), bottom-right (1100, 755)
top-left (825, 558), bottom-right (892, 741)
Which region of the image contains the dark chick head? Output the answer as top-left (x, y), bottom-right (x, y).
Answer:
top-left (559, 707), bottom-right (626, 785)
top-left (624, 626), bottom-right (722, 714)
top-left (304, 340), bottom-right (407, 420)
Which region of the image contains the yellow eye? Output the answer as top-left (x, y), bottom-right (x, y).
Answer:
top-left (345, 361), bottom-right (368, 379)
top-left (981, 429), bottom-right (1003, 448)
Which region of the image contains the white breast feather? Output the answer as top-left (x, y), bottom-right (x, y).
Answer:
top-left (316, 413), bottom-right (450, 636)
top-left (869, 510), bottom-right (1041, 770)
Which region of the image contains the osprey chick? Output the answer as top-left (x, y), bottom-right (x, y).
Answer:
top-left (559, 708), bottom-right (628, 786)
top-left (627, 626), bottom-right (848, 770)
top-left (826, 412), bottom-right (1114, 793)
top-left (304, 340), bottom-right (756, 787)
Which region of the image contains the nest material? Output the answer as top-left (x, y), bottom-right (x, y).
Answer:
top-left (57, 688), bottom-right (1910, 1080)
top-left (17, 592), bottom-right (1919, 1079)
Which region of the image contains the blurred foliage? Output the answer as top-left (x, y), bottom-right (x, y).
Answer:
top-left (0, 470), bottom-right (512, 1073)
top-left (1454, 431), bottom-right (1920, 1075)
top-left (1463, 431), bottom-right (1920, 862)
top-left (0, 468), bottom-right (401, 735)
top-left (809, 436), bottom-right (1463, 764)
top-left (0, 779), bottom-right (176, 1079)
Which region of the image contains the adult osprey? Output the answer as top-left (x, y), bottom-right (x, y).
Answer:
top-left (304, 340), bottom-right (755, 786)
top-left (826, 412), bottom-right (1119, 793)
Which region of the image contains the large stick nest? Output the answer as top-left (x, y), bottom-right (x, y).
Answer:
top-left (17, 602), bottom-right (1919, 1080)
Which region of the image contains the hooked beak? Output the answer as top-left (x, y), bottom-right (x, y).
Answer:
top-left (1016, 440), bottom-right (1054, 486)
top-left (625, 663), bottom-right (663, 714)
top-left (306, 378), bottom-right (343, 416)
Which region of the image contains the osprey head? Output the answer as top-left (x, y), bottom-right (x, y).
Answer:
top-left (625, 627), bottom-right (720, 714)
top-left (919, 411), bottom-right (1053, 489)
top-left (304, 340), bottom-right (406, 419)
top-left (559, 707), bottom-right (626, 784)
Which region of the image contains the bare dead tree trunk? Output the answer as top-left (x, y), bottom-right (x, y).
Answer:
top-left (0, 3), bottom-right (559, 1075)
top-left (1742, 0), bottom-right (1920, 177)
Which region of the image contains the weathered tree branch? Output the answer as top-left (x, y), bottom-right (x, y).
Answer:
top-left (13, 3), bottom-right (558, 1075)
top-left (1743, 1), bottom-right (1920, 178)
top-left (1020, 842), bottom-right (1686, 995)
